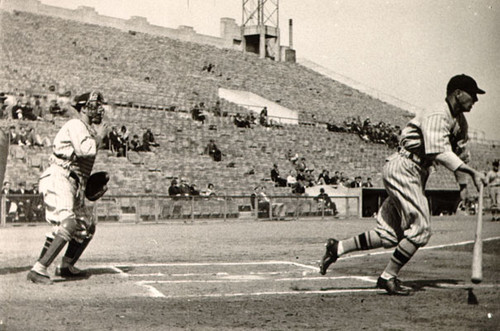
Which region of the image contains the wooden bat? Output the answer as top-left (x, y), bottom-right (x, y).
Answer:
top-left (471, 183), bottom-right (484, 284)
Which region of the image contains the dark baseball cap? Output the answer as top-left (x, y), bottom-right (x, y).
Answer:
top-left (447, 74), bottom-right (485, 101)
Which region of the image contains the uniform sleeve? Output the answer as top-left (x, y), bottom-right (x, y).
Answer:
top-left (421, 113), bottom-right (463, 171)
top-left (68, 120), bottom-right (97, 157)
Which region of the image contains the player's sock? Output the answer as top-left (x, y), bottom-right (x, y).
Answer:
top-left (31, 261), bottom-right (49, 276)
top-left (38, 235), bottom-right (54, 260)
top-left (382, 238), bottom-right (419, 278)
top-left (37, 234), bottom-right (68, 268)
top-left (338, 230), bottom-right (382, 256)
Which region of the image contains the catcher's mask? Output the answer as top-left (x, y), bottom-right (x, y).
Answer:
top-left (74, 91), bottom-right (105, 124)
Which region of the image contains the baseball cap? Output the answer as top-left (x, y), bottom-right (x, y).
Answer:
top-left (447, 74), bottom-right (485, 101)
top-left (73, 91), bottom-right (104, 111)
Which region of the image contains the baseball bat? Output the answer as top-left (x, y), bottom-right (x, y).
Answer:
top-left (471, 183), bottom-right (484, 284)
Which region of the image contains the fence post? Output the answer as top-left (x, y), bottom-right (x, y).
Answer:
top-left (154, 196), bottom-right (159, 223)
top-left (135, 198), bottom-right (140, 223)
top-left (345, 197), bottom-right (350, 217)
top-left (1, 195), bottom-right (5, 227)
top-left (191, 196), bottom-right (195, 222)
top-left (223, 194), bottom-right (227, 221)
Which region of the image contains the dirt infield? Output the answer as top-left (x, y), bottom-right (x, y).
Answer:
top-left (1, 216), bottom-right (499, 330)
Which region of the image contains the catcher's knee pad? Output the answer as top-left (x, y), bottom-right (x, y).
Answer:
top-left (57, 217), bottom-right (78, 241)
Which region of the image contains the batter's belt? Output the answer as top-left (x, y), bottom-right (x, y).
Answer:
top-left (398, 148), bottom-right (432, 168)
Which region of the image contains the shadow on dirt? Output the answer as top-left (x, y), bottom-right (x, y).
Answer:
top-left (403, 279), bottom-right (461, 291)
top-left (0, 266), bottom-right (32, 275)
top-left (53, 266), bottom-right (122, 283)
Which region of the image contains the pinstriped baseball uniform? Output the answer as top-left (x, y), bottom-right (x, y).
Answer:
top-left (39, 118), bottom-right (97, 229)
top-left (375, 101), bottom-right (467, 247)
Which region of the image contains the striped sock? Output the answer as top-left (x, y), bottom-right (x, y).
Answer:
top-left (38, 235), bottom-right (54, 260)
top-left (338, 230), bottom-right (382, 256)
top-left (383, 238), bottom-right (419, 278)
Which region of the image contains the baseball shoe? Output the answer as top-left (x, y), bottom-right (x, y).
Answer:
top-left (55, 265), bottom-right (89, 278)
top-left (319, 238), bottom-right (339, 275)
top-left (27, 270), bottom-right (53, 285)
top-left (376, 277), bottom-right (410, 296)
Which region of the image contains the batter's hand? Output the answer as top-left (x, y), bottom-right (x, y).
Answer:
top-left (472, 171), bottom-right (487, 192)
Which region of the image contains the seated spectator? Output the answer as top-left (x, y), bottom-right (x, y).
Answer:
top-left (12, 99), bottom-right (24, 119)
top-left (234, 113), bottom-right (252, 128)
top-left (201, 183), bottom-right (217, 197)
top-left (129, 134), bottom-right (142, 152)
top-left (314, 188), bottom-right (338, 215)
top-left (286, 170), bottom-right (297, 187)
top-left (212, 100), bottom-right (222, 117)
top-left (205, 139), bottom-right (222, 162)
top-left (191, 102), bottom-right (206, 124)
top-left (291, 180), bottom-right (306, 194)
top-left (286, 149), bottom-right (299, 164)
top-left (317, 169), bottom-right (331, 185)
top-left (168, 179), bottom-right (181, 197)
top-left (142, 128), bottom-right (159, 151)
top-left (48, 99), bottom-right (65, 116)
top-left (26, 127), bottom-right (50, 147)
top-left (330, 171), bottom-right (340, 185)
top-left (8, 125), bottom-right (19, 145)
top-left (108, 126), bottom-right (121, 153)
top-left (363, 177), bottom-right (374, 187)
top-left (251, 186), bottom-right (285, 218)
top-left (270, 164), bottom-right (287, 187)
top-left (295, 157), bottom-right (307, 173)
top-left (119, 125), bottom-right (130, 147)
top-left (189, 183), bottom-right (200, 196)
top-left (178, 178), bottom-right (192, 196)
top-left (350, 176), bottom-right (363, 188)
top-left (259, 107), bottom-right (269, 127)
top-left (0, 93), bottom-right (8, 118)
top-left (304, 168), bottom-right (316, 187)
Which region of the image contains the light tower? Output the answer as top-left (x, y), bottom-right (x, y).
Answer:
top-left (241, 0), bottom-right (280, 61)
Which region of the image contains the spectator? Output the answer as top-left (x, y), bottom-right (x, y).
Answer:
top-left (331, 171), bottom-right (340, 185)
top-left (189, 183), bottom-right (200, 196)
top-left (108, 126), bottom-right (121, 153)
top-left (205, 139), bottom-right (222, 162)
top-left (178, 178), bottom-right (191, 196)
top-left (212, 100), bottom-right (222, 117)
top-left (363, 177), bottom-right (374, 188)
top-left (314, 188), bottom-right (338, 215)
top-left (8, 125), bottom-right (19, 145)
top-left (191, 102), bottom-right (206, 124)
top-left (0, 93), bottom-right (7, 118)
top-left (26, 182), bottom-right (43, 222)
top-left (350, 176), bottom-right (363, 188)
top-left (251, 186), bottom-right (285, 218)
top-left (317, 169), bottom-right (331, 185)
top-left (286, 170), bottom-right (297, 187)
top-left (271, 164), bottom-right (287, 187)
top-left (2, 181), bottom-right (14, 219)
top-left (259, 107), bottom-right (269, 127)
top-left (142, 128), bottom-right (159, 151)
top-left (487, 159), bottom-right (499, 221)
top-left (304, 168), bottom-right (316, 187)
top-left (119, 125), bottom-right (130, 147)
top-left (12, 99), bottom-right (24, 119)
top-left (168, 179), bottom-right (181, 197)
top-left (26, 127), bottom-right (50, 147)
top-left (129, 134), bottom-right (142, 152)
top-left (48, 99), bottom-right (65, 116)
top-left (234, 113), bottom-right (252, 128)
top-left (17, 126), bottom-right (30, 146)
top-left (286, 149), bottom-right (299, 164)
top-left (295, 157), bottom-right (307, 173)
top-left (201, 183), bottom-right (217, 197)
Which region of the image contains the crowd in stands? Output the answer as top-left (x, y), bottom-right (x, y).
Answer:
top-left (2, 180), bottom-right (43, 222)
top-left (270, 150), bottom-right (375, 195)
top-left (8, 124), bottom-right (51, 147)
top-left (168, 178), bottom-right (218, 198)
top-left (327, 116), bottom-right (401, 148)
top-left (103, 125), bottom-right (159, 157)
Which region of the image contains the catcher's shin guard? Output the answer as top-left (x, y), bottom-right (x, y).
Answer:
top-left (63, 223), bottom-right (95, 265)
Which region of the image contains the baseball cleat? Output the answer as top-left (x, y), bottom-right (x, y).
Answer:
top-left (376, 277), bottom-right (410, 296)
top-left (27, 270), bottom-right (53, 285)
top-left (55, 265), bottom-right (89, 278)
top-left (319, 238), bottom-right (339, 275)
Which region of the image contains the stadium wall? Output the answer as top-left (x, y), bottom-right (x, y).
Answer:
top-left (0, 0), bottom-right (242, 49)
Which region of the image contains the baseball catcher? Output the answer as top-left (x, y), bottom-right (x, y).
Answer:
top-left (28, 91), bottom-right (109, 284)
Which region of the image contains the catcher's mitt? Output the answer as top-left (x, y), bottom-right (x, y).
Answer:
top-left (85, 171), bottom-right (109, 201)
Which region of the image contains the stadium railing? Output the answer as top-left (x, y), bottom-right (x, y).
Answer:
top-left (0, 193), bottom-right (361, 226)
